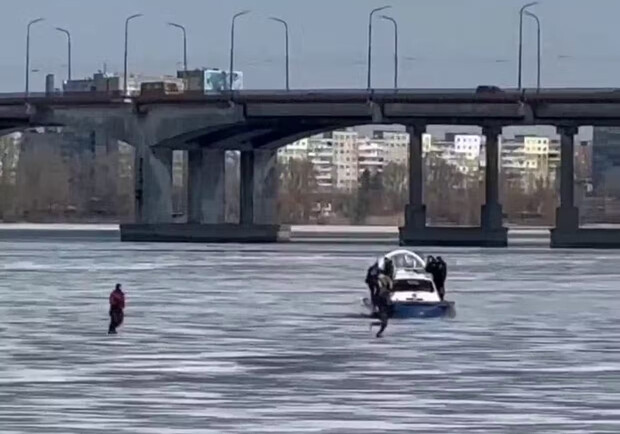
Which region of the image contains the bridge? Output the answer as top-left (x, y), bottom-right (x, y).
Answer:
top-left (3, 87), bottom-right (620, 248)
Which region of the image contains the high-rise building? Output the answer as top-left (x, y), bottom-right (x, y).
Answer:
top-left (279, 127), bottom-right (564, 193)
top-left (372, 130), bottom-right (408, 165)
top-left (277, 135), bottom-right (334, 190)
top-left (329, 130), bottom-right (359, 191)
top-left (357, 138), bottom-right (384, 175)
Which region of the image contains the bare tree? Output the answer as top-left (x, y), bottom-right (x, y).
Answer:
top-left (15, 140), bottom-right (71, 220)
top-left (0, 134), bottom-right (20, 220)
top-left (382, 162), bottom-right (408, 214)
top-left (278, 157), bottom-right (318, 223)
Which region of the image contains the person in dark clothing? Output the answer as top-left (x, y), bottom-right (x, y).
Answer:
top-left (425, 256), bottom-right (439, 289)
top-left (435, 256), bottom-right (447, 300)
top-left (108, 283), bottom-right (125, 334)
top-left (370, 258), bottom-right (394, 338)
top-left (425, 255), bottom-right (447, 300)
top-left (365, 262), bottom-right (381, 306)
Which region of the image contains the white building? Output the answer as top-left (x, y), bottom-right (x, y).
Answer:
top-left (308, 138), bottom-right (334, 189)
top-left (357, 139), bottom-right (384, 175)
top-left (329, 130), bottom-right (359, 191)
top-left (454, 135), bottom-right (483, 160)
top-left (499, 135), bottom-right (559, 190)
top-left (280, 128), bottom-right (563, 193)
top-left (277, 136), bottom-right (334, 189)
top-left (277, 139), bottom-right (309, 162)
top-left (524, 136), bottom-right (550, 155)
top-left (372, 130), bottom-right (408, 165)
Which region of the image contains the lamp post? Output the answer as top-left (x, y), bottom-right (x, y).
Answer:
top-left (367, 5), bottom-right (391, 90)
top-left (517, 1), bottom-right (538, 89)
top-left (55, 27), bottom-right (72, 81)
top-left (269, 17), bottom-right (289, 90)
top-left (167, 22), bottom-right (187, 72)
top-left (26, 18), bottom-right (45, 96)
top-left (124, 13), bottom-right (143, 96)
top-left (229, 10), bottom-right (250, 91)
top-left (381, 15), bottom-right (398, 89)
top-left (524, 11), bottom-right (541, 92)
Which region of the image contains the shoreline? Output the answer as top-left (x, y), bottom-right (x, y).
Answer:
top-left (1, 222), bottom-right (618, 246)
top-left (0, 222), bottom-right (555, 245)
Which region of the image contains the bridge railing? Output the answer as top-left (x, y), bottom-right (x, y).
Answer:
top-left (2, 87), bottom-right (620, 104)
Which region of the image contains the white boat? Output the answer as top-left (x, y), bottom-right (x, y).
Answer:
top-left (362, 249), bottom-right (456, 319)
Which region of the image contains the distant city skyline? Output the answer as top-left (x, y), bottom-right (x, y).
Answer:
top-left (2, 0), bottom-right (620, 93)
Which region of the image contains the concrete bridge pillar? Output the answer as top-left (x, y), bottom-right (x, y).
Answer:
top-left (134, 146), bottom-right (173, 224)
top-left (551, 125), bottom-right (620, 248)
top-left (556, 126), bottom-right (579, 231)
top-left (481, 126), bottom-right (504, 231)
top-left (187, 149), bottom-right (226, 223)
top-left (404, 124), bottom-right (426, 229)
top-left (253, 149), bottom-right (279, 224)
top-left (240, 149), bottom-right (279, 225)
top-left (239, 150), bottom-right (254, 225)
top-left (399, 124), bottom-right (507, 247)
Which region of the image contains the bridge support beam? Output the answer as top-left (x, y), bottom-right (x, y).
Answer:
top-left (230, 148), bottom-right (286, 242)
top-left (480, 126), bottom-right (507, 242)
top-left (133, 146), bottom-right (174, 224)
top-left (404, 125), bottom-right (426, 230)
top-left (240, 149), bottom-right (280, 225)
top-left (187, 149), bottom-right (226, 224)
top-left (555, 126), bottom-right (579, 232)
top-left (252, 149), bottom-right (280, 225)
top-left (549, 126), bottom-right (620, 248)
top-left (122, 147), bottom-right (287, 243)
top-left (240, 150), bottom-right (255, 225)
top-left (399, 125), bottom-right (507, 247)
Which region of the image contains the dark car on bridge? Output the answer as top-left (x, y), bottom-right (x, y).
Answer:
top-left (475, 85), bottom-right (504, 94)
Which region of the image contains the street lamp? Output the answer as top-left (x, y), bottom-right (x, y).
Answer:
top-left (367, 5), bottom-right (391, 90)
top-left (55, 27), bottom-right (72, 81)
top-left (524, 11), bottom-right (541, 92)
top-left (269, 17), bottom-right (289, 90)
top-left (381, 15), bottom-right (398, 89)
top-left (167, 22), bottom-right (187, 72)
top-left (124, 13), bottom-right (143, 96)
top-left (229, 10), bottom-right (250, 91)
top-left (25, 17), bottom-right (45, 96)
top-left (517, 1), bottom-right (538, 89)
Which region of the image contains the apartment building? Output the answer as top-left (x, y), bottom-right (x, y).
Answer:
top-left (279, 127), bottom-right (565, 193)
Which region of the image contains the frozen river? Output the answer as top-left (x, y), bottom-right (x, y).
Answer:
top-left (0, 239), bottom-right (619, 433)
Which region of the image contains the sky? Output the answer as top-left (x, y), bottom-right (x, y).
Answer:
top-left (2, 0), bottom-right (620, 94)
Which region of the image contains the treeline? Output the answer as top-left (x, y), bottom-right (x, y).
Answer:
top-left (276, 155), bottom-right (559, 226)
top-left (0, 134), bottom-right (134, 222)
top-left (0, 137), bottom-right (575, 226)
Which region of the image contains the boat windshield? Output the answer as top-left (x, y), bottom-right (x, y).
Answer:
top-left (392, 278), bottom-right (434, 293)
top-left (386, 250), bottom-right (425, 271)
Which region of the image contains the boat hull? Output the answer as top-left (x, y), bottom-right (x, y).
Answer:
top-left (363, 297), bottom-right (456, 319)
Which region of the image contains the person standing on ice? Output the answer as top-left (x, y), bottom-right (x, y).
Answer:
top-left (108, 283), bottom-right (125, 334)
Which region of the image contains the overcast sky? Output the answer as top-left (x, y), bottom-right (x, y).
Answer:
top-left (2, 0), bottom-right (620, 93)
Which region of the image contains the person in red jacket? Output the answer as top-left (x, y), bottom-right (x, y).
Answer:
top-left (108, 283), bottom-right (125, 334)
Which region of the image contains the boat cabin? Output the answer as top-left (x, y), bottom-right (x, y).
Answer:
top-left (390, 269), bottom-right (440, 303)
top-left (383, 249), bottom-right (441, 303)
top-left (392, 270), bottom-right (435, 293)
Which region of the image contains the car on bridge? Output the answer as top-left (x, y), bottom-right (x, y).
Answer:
top-left (475, 85), bottom-right (504, 94)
